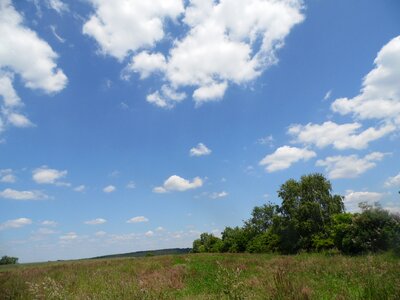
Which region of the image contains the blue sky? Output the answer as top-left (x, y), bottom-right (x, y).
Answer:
top-left (0, 0), bottom-right (399, 262)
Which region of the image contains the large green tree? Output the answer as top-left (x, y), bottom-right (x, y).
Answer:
top-left (276, 173), bottom-right (344, 252)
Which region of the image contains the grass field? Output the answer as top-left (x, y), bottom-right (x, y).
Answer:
top-left (1, 253), bottom-right (399, 299)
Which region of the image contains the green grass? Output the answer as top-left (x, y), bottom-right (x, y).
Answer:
top-left (1, 253), bottom-right (399, 299)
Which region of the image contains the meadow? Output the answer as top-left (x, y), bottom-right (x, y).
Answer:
top-left (1, 253), bottom-right (399, 299)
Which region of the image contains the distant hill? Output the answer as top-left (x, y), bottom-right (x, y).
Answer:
top-left (90, 248), bottom-right (191, 259)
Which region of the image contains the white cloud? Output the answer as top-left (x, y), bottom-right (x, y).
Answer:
top-left (83, 0), bottom-right (184, 60)
top-left (344, 190), bottom-right (384, 212)
top-left (41, 220), bottom-right (57, 226)
top-left (127, 51), bottom-right (167, 79)
top-left (126, 181), bottom-right (136, 189)
top-left (331, 36), bottom-right (400, 126)
top-left (259, 146), bottom-right (316, 172)
top-left (385, 172), bottom-right (400, 187)
top-left (154, 175), bottom-right (203, 193)
top-left (47, 0), bottom-right (69, 14)
top-left (103, 185), bottom-right (116, 193)
top-left (84, 218), bottom-right (107, 225)
top-left (59, 232), bottom-right (77, 240)
top-left (192, 82), bottom-right (228, 104)
top-left (288, 121), bottom-right (395, 150)
top-left (190, 143), bottom-right (211, 157)
top-left (146, 85), bottom-right (186, 109)
top-left (0, 217), bottom-right (32, 230)
top-left (0, 188), bottom-right (48, 200)
top-left (155, 226), bottom-right (164, 232)
top-left (145, 230), bottom-right (154, 237)
top-left (0, 0), bottom-right (67, 92)
top-left (0, 73), bottom-right (21, 107)
top-left (73, 185), bottom-right (85, 192)
top-left (127, 216), bottom-right (149, 223)
top-left (91, 0), bottom-right (304, 107)
top-left (7, 112), bottom-right (34, 128)
top-left (0, 73), bottom-right (33, 131)
top-left (316, 152), bottom-right (386, 179)
top-left (0, 169), bottom-right (16, 183)
top-left (32, 166), bottom-right (68, 185)
top-left (210, 191), bottom-right (228, 199)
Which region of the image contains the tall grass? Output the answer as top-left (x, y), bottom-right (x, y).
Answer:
top-left (0, 253), bottom-right (399, 299)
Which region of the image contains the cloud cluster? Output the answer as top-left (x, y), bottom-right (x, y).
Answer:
top-left (85, 0), bottom-right (304, 107)
top-left (0, 0), bottom-right (67, 133)
top-left (343, 190), bottom-right (384, 212)
top-left (288, 121), bottom-right (394, 150)
top-left (83, 0), bottom-right (184, 60)
top-left (153, 175), bottom-right (203, 193)
top-left (331, 36), bottom-right (400, 125)
top-left (316, 152), bottom-right (386, 179)
top-left (385, 172), bottom-right (400, 188)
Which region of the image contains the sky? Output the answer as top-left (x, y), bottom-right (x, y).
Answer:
top-left (0, 0), bottom-right (399, 263)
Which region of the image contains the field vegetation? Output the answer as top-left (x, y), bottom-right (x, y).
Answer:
top-left (1, 253), bottom-right (400, 299)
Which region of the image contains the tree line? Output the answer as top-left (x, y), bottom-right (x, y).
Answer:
top-left (192, 174), bottom-right (400, 255)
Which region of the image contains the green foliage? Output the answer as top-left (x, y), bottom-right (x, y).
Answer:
top-left (332, 204), bottom-right (400, 255)
top-left (0, 256), bottom-right (18, 265)
top-left (193, 173), bottom-right (400, 256)
top-left (192, 233), bottom-right (222, 253)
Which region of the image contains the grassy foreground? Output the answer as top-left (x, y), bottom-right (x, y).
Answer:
top-left (1, 253), bottom-right (399, 299)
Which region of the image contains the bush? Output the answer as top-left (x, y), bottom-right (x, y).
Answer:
top-left (0, 256), bottom-right (18, 265)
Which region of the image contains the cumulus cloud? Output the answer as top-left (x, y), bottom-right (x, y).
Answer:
top-left (190, 143), bottom-right (211, 157)
top-left (385, 172), bottom-right (400, 187)
top-left (316, 152), bottom-right (386, 179)
top-left (0, 169), bottom-right (16, 183)
top-left (344, 191), bottom-right (384, 212)
top-left (87, 0), bottom-right (304, 107)
top-left (331, 36), bottom-right (400, 126)
top-left (83, 0), bottom-right (184, 60)
top-left (127, 216), bottom-right (149, 223)
top-left (0, 217), bottom-right (32, 230)
top-left (84, 218), bottom-right (107, 225)
top-left (103, 185), bottom-right (116, 193)
top-left (288, 121), bottom-right (395, 150)
top-left (0, 0), bottom-right (67, 92)
top-left (153, 175), bottom-right (203, 193)
top-left (259, 146), bottom-right (316, 172)
top-left (0, 188), bottom-right (48, 200)
top-left (32, 166), bottom-right (68, 185)
top-left (0, 0), bottom-right (68, 134)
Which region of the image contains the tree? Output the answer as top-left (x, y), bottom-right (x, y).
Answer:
top-left (0, 256), bottom-right (18, 265)
top-left (276, 173), bottom-right (344, 252)
top-left (244, 202), bottom-right (279, 234)
top-left (192, 233), bottom-right (222, 253)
